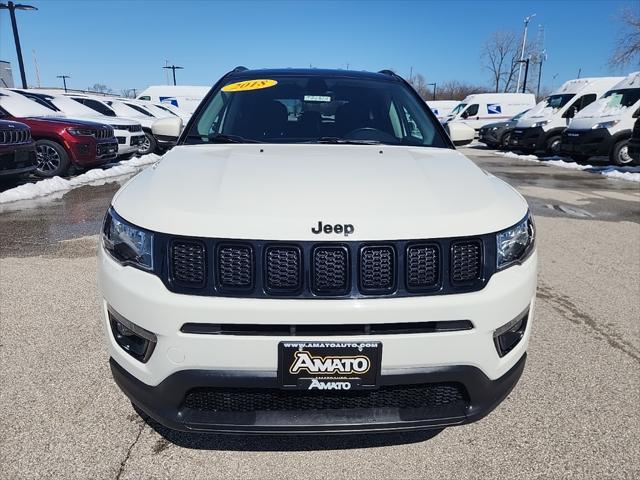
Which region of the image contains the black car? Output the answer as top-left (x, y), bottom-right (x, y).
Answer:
top-left (0, 119), bottom-right (37, 178)
top-left (628, 118), bottom-right (640, 164)
top-left (478, 109), bottom-right (530, 149)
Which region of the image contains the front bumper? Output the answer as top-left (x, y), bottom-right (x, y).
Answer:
top-left (560, 128), bottom-right (614, 158)
top-left (115, 132), bottom-right (145, 155)
top-left (100, 244), bottom-right (537, 432)
top-left (508, 127), bottom-right (544, 151)
top-left (0, 142), bottom-right (37, 177)
top-left (110, 352), bottom-right (526, 433)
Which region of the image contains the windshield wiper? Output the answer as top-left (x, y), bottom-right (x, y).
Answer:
top-left (308, 137), bottom-right (383, 145)
top-left (208, 133), bottom-right (258, 143)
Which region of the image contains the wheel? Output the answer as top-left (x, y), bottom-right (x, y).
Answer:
top-left (610, 140), bottom-right (634, 166)
top-left (500, 132), bottom-right (512, 149)
top-left (35, 140), bottom-right (71, 177)
top-left (545, 135), bottom-right (562, 156)
top-left (138, 132), bottom-right (157, 156)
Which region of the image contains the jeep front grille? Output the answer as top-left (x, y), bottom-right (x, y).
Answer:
top-left (407, 244), bottom-right (440, 290)
top-left (265, 246), bottom-right (302, 293)
top-left (0, 128), bottom-right (31, 145)
top-left (217, 245), bottom-right (253, 291)
top-left (165, 236), bottom-right (489, 299)
top-left (360, 246), bottom-right (395, 293)
top-left (312, 246), bottom-right (349, 295)
top-left (171, 240), bottom-right (206, 287)
top-left (451, 240), bottom-right (482, 283)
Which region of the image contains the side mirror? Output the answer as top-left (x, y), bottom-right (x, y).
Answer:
top-left (461, 110), bottom-right (469, 119)
top-left (151, 117), bottom-right (183, 145)
top-left (446, 122), bottom-right (475, 146)
top-left (564, 106), bottom-right (577, 119)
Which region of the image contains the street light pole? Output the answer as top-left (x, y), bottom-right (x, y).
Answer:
top-left (0, 2), bottom-right (38, 89)
top-left (516, 59), bottom-right (530, 93)
top-left (427, 82), bottom-right (437, 100)
top-left (163, 64), bottom-right (183, 86)
top-left (516, 13), bottom-right (536, 93)
top-left (57, 75), bottom-right (70, 92)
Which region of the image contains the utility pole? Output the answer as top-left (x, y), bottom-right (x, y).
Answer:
top-left (536, 51), bottom-right (546, 98)
top-left (57, 75), bottom-right (70, 92)
top-left (0, 1), bottom-right (38, 89)
top-left (517, 59), bottom-right (530, 93)
top-left (516, 13), bottom-right (536, 93)
top-left (427, 82), bottom-right (437, 100)
top-left (163, 64), bottom-right (183, 86)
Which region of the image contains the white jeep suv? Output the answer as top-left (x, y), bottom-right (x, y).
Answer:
top-left (99, 68), bottom-right (537, 434)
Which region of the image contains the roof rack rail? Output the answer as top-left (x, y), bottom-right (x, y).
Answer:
top-left (232, 66), bottom-right (249, 73)
top-left (378, 69), bottom-right (397, 77)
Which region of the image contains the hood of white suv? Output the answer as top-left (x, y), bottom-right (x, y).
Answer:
top-left (112, 144), bottom-right (527, 240)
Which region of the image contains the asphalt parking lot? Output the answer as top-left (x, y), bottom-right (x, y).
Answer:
top-left (1, 147), bottom-right (639, 479)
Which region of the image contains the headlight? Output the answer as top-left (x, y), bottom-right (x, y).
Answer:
top-left (592, 120), bottom-right (619, 129)
top-left (67, 127), bottom-right (96, 136)
top-left (496, 213), bottom-right (535, 269)
top-left (531, 120), bottom-right (549, 128)
top-left (102, 208), bottom-right (154, 271)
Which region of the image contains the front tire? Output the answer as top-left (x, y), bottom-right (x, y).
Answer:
top-left (138, 132), bottom-right (157, 156)
top-left (35, 140), bottom-right (71, 177)
top-left (545, 135), bottom-right (562, 156)
top-left (610, 140), bottom-right (634, 166)
top-left (499, 132), bottom-right (512, 150)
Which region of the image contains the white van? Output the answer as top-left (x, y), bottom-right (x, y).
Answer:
top-left (560, 72), bottom-right (640, 165)
top-left (509, 77), bottom-right (623, 154)
top-left (426, 100), bottom-right (459, 122)
top-left (136, 85), bottom-right (210, 115)
top-left (445, 93), bottom-right (535, 130)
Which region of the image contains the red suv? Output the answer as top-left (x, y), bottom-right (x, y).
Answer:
top-left (0, 91), bottom-right (118, 177)
top-left (0, 119), bottom-right (37, 178)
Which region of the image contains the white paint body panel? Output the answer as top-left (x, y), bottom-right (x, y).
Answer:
top-left (112, 144), bottom-right (528, 241)
top-left (99, 246), bottom-right (537, 386)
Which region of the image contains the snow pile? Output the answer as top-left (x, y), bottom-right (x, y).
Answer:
top-left (495, 151), bottom-right (640, 182)
top-left (0, 154), bottom-right (161, 204)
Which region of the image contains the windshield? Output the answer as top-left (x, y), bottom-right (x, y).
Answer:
top-left (544, 94), bottom-right (575, 109)
top-left (511, 109), bottom-right (530, 121)
top-left (0, 92), bottom-right (61, 117)
top-left (449, 103), bottom-right (467, 116)
top-left (185, 74), bottom-right (448, 147)
top-left (52, 96), bottom-right (101, 116)
top-left (602, 88), bottom-right (640, 108)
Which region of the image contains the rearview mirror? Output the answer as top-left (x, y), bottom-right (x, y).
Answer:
top-left (445, 122), bottom-right (475, 146)
top-left (152, 117), bottom-right (183, 144)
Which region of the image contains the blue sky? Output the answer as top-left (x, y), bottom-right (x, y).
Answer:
top-left (1, 0), bottom-right (637, 93)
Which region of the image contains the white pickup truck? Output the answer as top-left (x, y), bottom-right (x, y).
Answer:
top-left (99, 68), bottom-right (537, 434)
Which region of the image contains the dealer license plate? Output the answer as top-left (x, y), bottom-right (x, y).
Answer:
top-left (278, 341), bottom-right (382, 391)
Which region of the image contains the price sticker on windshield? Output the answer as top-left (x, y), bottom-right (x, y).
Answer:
top-left (222, 79), bottom-right (278, 92)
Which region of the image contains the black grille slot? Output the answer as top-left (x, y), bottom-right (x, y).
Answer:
top-left (451, 240), bottom-right (482, 283)
top-left (360, 246), bottom-right (395, 293)
top-left (407, 244), bottom-right (440, 290)
top-left (217, 245), bottom-right (253, 290)
top-left (265, 246), bottom-right (302, 293)
top-left (312, 246), bottom-right (349, 295)
top-left (171, 241), bottom-right (206, 286)
top-left (184, 383), bottom-right (467, 413)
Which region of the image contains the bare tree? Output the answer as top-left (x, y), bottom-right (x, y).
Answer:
top-left (120, 88), bottom-right (136, 98)
top-left (407, 73), bottom-right (431, 100)
top-left (610, 8), bottom-right (640, 68)
top-left (482, 31), bottom-right (519, 93)
top-left (90, 83), bottom-right (112, 94)
top-left (436, 80), bottom-right (484, 100)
